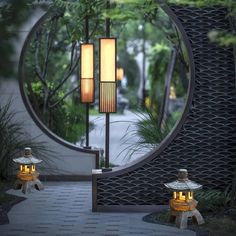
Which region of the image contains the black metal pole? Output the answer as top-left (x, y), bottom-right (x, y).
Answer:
top-left (106, 1), bottom-right (110, 37)
top-left (85, 103), bottom-right (89, 147)
top-left (85, 15), bottom-right (90, 148)
top-left (105, 0), bottom-right (110, 168)
top-left (142, 24), bottom-right (146, 109)
top-left (105, 113), bottom-right (110, 168)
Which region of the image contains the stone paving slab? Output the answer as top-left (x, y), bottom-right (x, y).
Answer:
top-left (0, 182), bottom-right (195, 236)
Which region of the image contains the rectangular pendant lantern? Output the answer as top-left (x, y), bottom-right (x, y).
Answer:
top-left (80, 43), bottom-right (95, 103)
top-left (117, 67), bottom-right (124, 81)
top-left (99, 38), bottom-right (117, 113)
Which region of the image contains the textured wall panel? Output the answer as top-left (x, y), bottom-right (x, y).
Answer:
top-left (93, 6), bottom-right (236, 208)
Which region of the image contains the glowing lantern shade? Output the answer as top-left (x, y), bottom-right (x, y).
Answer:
top-left (80, 43), bottom-right (95, 103)
top-left (99, 38), bottom-right (117, 113)
top-left (169, 86), bottom-right (176, 100)
top-left (117, 68), bottom-right (124, 81)
top-left (13, 147), bottom-right (44, 194)
top-left (164, 169), bottom-right (205, 229)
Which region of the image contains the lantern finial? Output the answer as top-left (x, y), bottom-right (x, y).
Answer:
top-left (178, 169), bottom-right (188, 181)
top-left (24, 147), bottom-right (32, 157)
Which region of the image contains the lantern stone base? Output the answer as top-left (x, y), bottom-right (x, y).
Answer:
top-left (14, 178), bottom-right (44, 194)
top-left (168, 208), bottom-right (205, 229)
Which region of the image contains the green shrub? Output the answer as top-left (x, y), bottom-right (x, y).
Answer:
top-left (119, 108), bottom-right (175, 161)
top-left (195, 187), bottom-right (231, 212)
top-left (0, 100), bottom-right (55, 180)
top-left (62, 103), bottom-right (86, 143)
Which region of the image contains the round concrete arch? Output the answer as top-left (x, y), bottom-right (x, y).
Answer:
top-left (18, 9), bottom-right (100, 157)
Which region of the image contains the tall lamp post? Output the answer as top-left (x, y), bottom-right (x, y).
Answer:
top-left (138, 23), bottom-right (146, 108)
top-left (80, 16), bottom-right (95, 148)
top-left (99, 0), bottom-right (117, 170)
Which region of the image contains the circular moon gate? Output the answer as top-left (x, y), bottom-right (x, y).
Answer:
top-left (19, 5), bottom-right (192, 158)
top-left (92, 4), bottom-right (236, 211)
top-left (18, 2), bottom-right (236, 211)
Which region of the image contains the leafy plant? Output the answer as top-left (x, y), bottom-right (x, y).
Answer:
top-left (118, 108), bottom-right (176, 161)
top-left (208, 30), bottom-right (236, 47)
top-left (52, 102), bottom-right (87, 143)
top-left (195, 187), bottom-right (232, 212)
top-left (0, 100), bottom-right (55, 180)
top-left (168, 0), bottom-right (236, 47)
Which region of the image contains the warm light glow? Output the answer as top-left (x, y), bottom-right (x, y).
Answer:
top-left (179, 192), bottom-right (186, 201)
top-left (188, 191), bottom-right (193, 200)
top-left (99, 38), bottom-right (117, 113)
top-left (170, 191), bottom-right (197, 212)
top-left (117, 68), bottom-right (124, 80)
top-left (31, 165), bottom-right (36, 172)
top-left (80, 43), bottom-right (94, 103)
top-left (100, 38), bottom-right (116, 82)
top-left (81, 79), bottom-right (94, 103)
top-left (24, 165), bottom-right (30, 173)
top-left (81, 44), bottom-right (94, 78)
top-left (169, 86), bottom-right (177, 100)
top-left (100, 83), bottom-right (116, 113)
top-left (20, 164), bottom-right (35, 173)
top-left (173, 192), bottom-right (177, 199)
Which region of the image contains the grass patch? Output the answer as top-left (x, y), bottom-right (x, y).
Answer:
top-left (201, 216), bottom-right (236, 236)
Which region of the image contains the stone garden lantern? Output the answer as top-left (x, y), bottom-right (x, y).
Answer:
top-left (164, 169), bottom-right (205, 229)
top-left (13, 147), bottom-right (44, 194)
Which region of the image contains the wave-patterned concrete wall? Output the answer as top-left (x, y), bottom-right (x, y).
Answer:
top-left (92, 5), bottom-right (236, 211)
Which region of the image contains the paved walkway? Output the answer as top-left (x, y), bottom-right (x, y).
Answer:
top-left (88, 111), bottom-right (145, 166)
top-left (0, 182), bottom-right (195, 236)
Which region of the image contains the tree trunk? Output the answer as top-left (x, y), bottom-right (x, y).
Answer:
top-left (179, 60), bottom-right (189, 92)
top-left (158, 48), bottom-right (177, 128)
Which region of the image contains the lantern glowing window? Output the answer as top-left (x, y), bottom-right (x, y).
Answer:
top-left (80, 43), bottom-right (95, 103)
top-left (13, 147), bottom-right (44, 194)
top-left (99, 38), bottom-right (117, 113)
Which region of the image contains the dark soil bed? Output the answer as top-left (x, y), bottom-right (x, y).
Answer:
top-left (143, 208), bottom-right (236, 236)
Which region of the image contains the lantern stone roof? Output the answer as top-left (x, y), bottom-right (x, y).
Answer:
top-left (13, 147), bottom-right (42, 164)
top-left (164, 169), bottom-right (202, 191)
